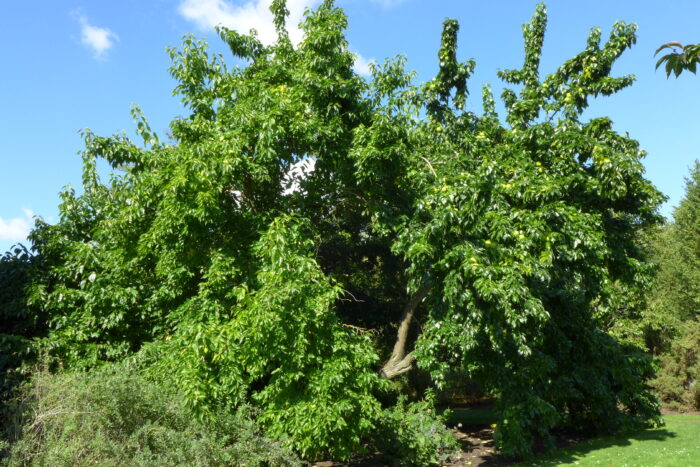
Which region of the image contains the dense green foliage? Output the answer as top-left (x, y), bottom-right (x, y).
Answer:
top-left (0, 246), bottom-right (44, 397)
top-left (152, 216), bottom-right (383, 459)
top-left (2, 363), bottom-right (300, 466)
top-left (1, 0), bottom-right (667, 460)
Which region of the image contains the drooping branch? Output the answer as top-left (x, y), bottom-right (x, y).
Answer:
top-left (379, 285), bottom-right (430, 379)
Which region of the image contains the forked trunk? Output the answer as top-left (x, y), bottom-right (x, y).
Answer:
top-left (379, 285), bottom-right (430, 379)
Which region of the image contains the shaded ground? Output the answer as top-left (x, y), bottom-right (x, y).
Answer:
top-left (442, 404), bottom-right (511, 466)
top-left (314, 412), bottom-right (700, 466)
top-left (313, 402), bottom-right (510, 466)
top-left (313, 404), bottom-right (512, 466)
top-left (443, 420), bottom-right (587, 466)
top-left (312, 424), bottom-right (510, 467)
top-left (444, 425), bottom-right (511, 466)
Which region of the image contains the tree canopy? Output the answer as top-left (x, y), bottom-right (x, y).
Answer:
top-left (8, 0), bottom-right (665, 459)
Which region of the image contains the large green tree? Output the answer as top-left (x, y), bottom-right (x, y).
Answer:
top-left (21, 1), bottom-right (664, 459)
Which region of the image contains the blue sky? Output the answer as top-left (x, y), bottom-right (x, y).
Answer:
top-left (1, 0), bottom-right (698, 253)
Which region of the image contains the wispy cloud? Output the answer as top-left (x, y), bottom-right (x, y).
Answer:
top-left (353, 52), bottom-right (375, 76)
top-left (73, 11), bottom-right (119, 60)
top-left (178, 0), bottom-right (320, 45)
top-left (371, 0), bottom-right (407, 7)
top-left (0, 209), bottom-right (33, 243)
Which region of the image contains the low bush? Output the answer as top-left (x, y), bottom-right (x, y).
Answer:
top-left (1, 363), bottom-right (300, 466)
top-left (374, 392), bottom-right (459, 466)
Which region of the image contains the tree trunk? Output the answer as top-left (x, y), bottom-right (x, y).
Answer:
top-left (379, 285), bottom-right (430, 379)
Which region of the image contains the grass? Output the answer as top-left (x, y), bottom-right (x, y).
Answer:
top-left (442, 408), bottom-right (699, 466)
top-left (522, 415), bottom-right (700, 466)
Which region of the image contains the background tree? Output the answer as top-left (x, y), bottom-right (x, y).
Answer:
top-left (646, 162), bottom-right (700, 410)
top-left (651, 319), bottom-right (700, 411)
top-left (655, 163), bottom-right (700, 323)
top-left (9, 0), bottom-right (664, 459)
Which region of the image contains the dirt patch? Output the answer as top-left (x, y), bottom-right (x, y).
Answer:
top-left (444, 426), bottom-right (512, 466)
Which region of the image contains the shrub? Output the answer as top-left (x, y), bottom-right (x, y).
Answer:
top-left (2, 363), bottom-right (300, 466)
top-left (374, 392), bottom-right (459, 466)
top-left (652, 319), bottom-right (700, 412)
top-left (0, 245), bottom-right (45, 398)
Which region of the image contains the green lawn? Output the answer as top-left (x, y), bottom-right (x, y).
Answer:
top-left (523, 415), bottom-right (700, 466)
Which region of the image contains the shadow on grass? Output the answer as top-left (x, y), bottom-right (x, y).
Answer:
top-left (521, 427), bottom-right (677, 466)
top-left (444, 407), bottom-right (683, 466)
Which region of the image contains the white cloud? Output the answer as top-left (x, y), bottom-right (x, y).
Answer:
top-left (178, 0), bottom-right (320, 45)
top-left (353, 52), bottom-right (375, 76)
top-left (0, 209), bottom-right (33, 242)
top-left (74, 12), bottom-right (119, 60)
top-left (178, 1), bottom-right (375, 76)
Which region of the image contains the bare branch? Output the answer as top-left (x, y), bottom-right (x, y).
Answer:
top-left (420, 157), bottom-right (438, 177)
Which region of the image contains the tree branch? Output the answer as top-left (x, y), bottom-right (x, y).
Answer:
top-left (420, 157), bottom-right (438, 177)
